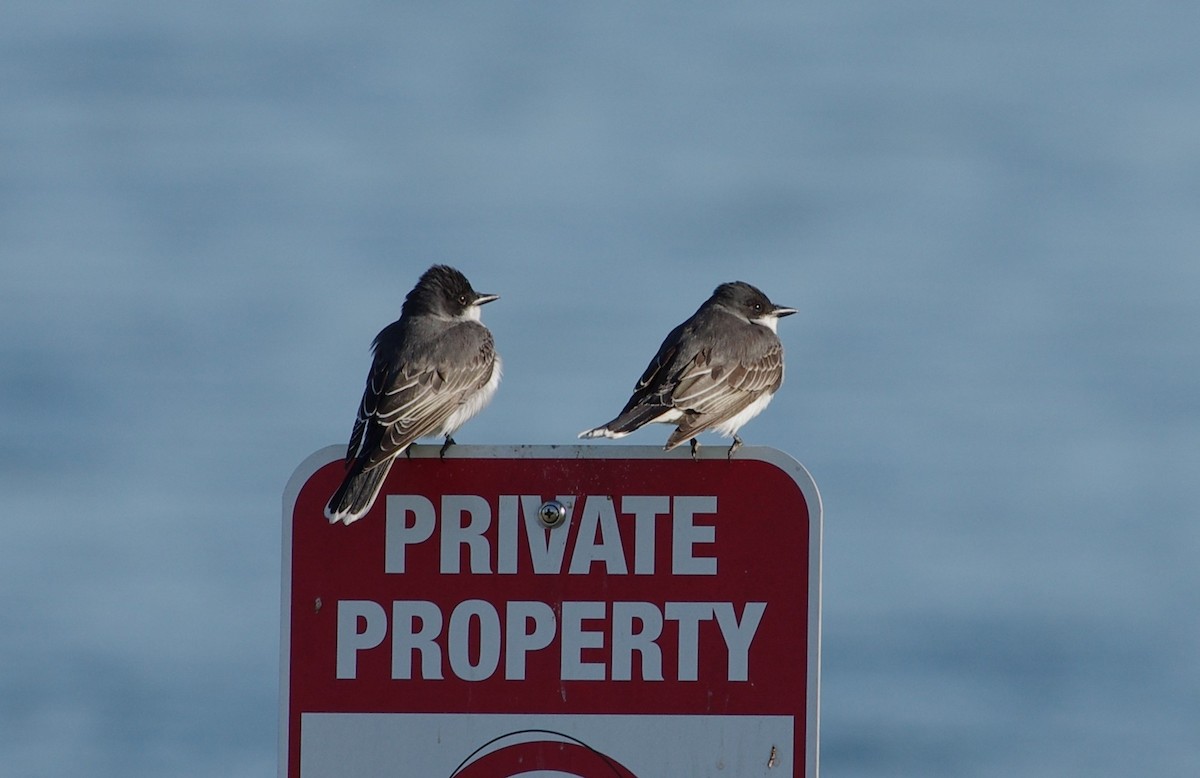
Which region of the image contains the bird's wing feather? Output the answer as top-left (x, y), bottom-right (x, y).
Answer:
top-left (673, 342), bottom-right (783, 411)
top-left (350, 325), bottom-right (495, 469)
top-left (342, 359), bottom-right (396, 466)
top-left (632, 341), bottom-right (678, 396)
top-left (663, 339), bottom-right (784, 443)
top-left (619, 317), bottom-right (699, 410)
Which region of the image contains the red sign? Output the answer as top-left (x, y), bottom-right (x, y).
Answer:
top-left (281, 444), bottom-right (821, 777)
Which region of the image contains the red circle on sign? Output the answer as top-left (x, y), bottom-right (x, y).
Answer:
top-left (451, 731), bottom-right (637, 777)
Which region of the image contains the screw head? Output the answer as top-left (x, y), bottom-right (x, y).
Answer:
top-left (537, 500), bottom-right (567, 528)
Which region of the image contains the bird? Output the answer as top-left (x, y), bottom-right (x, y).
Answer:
top-left (579, 281), bottom-right (795, 458)
top-left (325, 265), bottom-right (501, 524)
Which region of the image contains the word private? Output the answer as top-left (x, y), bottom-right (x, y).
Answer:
top-left (385, 492), bottom-right (723, 576)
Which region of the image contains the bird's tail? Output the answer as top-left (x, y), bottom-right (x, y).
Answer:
top-left (578, 403), bottom-right (673, 440)
top-left (325, 459), bottom-right (394, 525)
top-left (578, 424), bottom-right (629, 440)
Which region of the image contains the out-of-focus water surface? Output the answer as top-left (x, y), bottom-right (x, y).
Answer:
top-left (3, 3), bottom-right (1198, 776)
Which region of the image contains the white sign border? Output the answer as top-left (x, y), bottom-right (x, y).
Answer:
top-left (281, 444), bottom-right (823, 778)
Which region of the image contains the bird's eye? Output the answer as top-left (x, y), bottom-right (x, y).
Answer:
top-left (753, 303), bottom-right (763, 312)
top-left (459, 294), bottom-right (468, 305)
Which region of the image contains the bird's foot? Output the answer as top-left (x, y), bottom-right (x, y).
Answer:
top-left (727, 435), bottom-right (742, 460)
top-left (689, 438), bottom-right (700, 460)
top-left (439, 436), bottom-right (456, 458)
top-left (404, 447), bottom-right (413, 459)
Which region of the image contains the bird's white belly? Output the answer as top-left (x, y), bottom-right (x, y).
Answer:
top-left (711, 391), bottom-right (774, 437)
top-left (442, 355), bottom-right (503, 435)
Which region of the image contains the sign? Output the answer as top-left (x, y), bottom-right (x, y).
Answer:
top-left (281, 444), bottom-right (822, 777)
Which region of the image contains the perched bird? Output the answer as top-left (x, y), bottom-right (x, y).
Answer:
top-left (579, 281), bottom-right (795, 458)
top-left (325, 265), bottom-right (501, 524)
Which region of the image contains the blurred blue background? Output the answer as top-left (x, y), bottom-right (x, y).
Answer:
top-left (3, 2), bottom-right (1198, 776)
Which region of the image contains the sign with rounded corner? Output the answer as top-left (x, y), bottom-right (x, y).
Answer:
top-left (281, 444), bottom-right (822, 777)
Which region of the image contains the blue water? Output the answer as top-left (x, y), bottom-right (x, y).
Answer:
top-left (3, 3), bottom-right (1198, 776)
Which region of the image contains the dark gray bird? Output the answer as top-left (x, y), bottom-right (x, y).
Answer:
top-left (579, 281), bottom-right (795, 458)
top-left (326, 265), bottom-right (500, 524)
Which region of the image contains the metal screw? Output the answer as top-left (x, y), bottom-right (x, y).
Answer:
top-left (537, 500), bottom-right (567, 528)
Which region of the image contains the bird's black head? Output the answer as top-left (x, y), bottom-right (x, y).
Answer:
top-left (403, 265), bottom-right (499, 320)
top-left (712, 281), bottom-right (796, 330)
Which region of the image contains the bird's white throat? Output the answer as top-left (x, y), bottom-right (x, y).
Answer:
top-left (750, 314), bottom-right (780, 333)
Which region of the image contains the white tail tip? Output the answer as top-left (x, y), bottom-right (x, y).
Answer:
top-left (325, 508), bottom-right (367, 525)
top-left (578, 427), bottom-right (628, 440)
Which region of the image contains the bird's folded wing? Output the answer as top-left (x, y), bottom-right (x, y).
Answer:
top-left (670, 343), bottom-right (784, 419)
top-left (633, 342), bottom-right (677, 394)
top-left (355, 346), bottom-right (495, 469)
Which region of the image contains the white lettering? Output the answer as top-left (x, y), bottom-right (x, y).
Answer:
top-left (714, 602), bottom-right (766, 682)
top-left (672, 496), bottom-right (718, 575)
top-left (335, 598), bottom-right (766, 683)
top-left (447, 599), bottom-right (501, 681)
top-left (505, 601), bottom-right (556, 680)
top-left (622, 495), bottom-right (668, 574)
top-left (561, 601), bottom-right (606, 680)
top-left (440, 495), bottom-right (491, 573)
top-left (383, 495), bottom-right (435, 573)
top-left (391, 600), bottom-right (443, 680)
top-left (665, 602), bottom-right (715, 681)
top-left (569, 496), bottom-right (627, 575)
top-left (383, 493), bottom-right (722, 577)
top-left (335, 600), bottom-right (387, 680)
top-left (611, 601), bottom-right (664, 681)
top-left (497, 495), bottom-right (518, 574)
top-left (521, 495), bottom-right (575, 574)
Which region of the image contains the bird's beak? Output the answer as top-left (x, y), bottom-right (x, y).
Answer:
top-left (474, 293), bottom-right (500, 305)
top-left (773, 305), bottom-right (797, 317)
